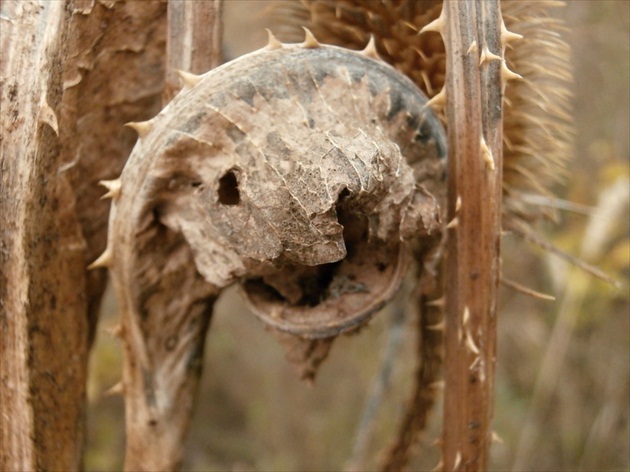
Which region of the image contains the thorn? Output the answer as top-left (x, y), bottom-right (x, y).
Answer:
top-left (420, 14), bottom-right (444, 36)
top-left (420, 69), bottom-right (434, 95)
top-left (413, 46), bottom-right (429, 63)
top-left (454, 451), bottom-right (462, 470)
top-left (425, 87), bottom-right (446, 111)
top-left (445, 216), bottom-right (458, 229)
top-left (265, 28), bottom-right (283, 50)
top-left (361, 35), bottom-right (380, 60)
top-left (501, 61), bottom-right (523, 83)
top-left (492, 430), bottom-right (504, 444)
top-left (479, 45), bottom-right (502, 65)
top-left (455, 195), bottom-right (462, 212)
top-left (381, 37), bottom-right (397, 56)
top-left (402, 20), bottom-right (419, 32)
top-left (501, 277), bottom-right (556, 301)
top-left (99, 179), bottom-right (122, 200)
top-left (462, 306), bottom-right (470, 325)
top-left (427, 320), bottom-right (445, 332)
top-left (469, 356), bottom-right (481, 371)
top-left (431, 458), bottom-right (444, 472)
top-left (426, 296), bottom-right (445, 308)
top-left (301, 27), bottom-right (320, 48)
top-left (270, 307), bottom-right (282, 320)
top-left (176, 69), bottom-right (203, 89)
top-left (38, 101), bottom-right (59, 136)
top-left (88, 247), bottom-right (113, 270)
top-left (480, 136), bottom-right (495, 170)
top-left (501, 20), bottom-right (523, 49)
top-left (467, 40), bottom-right (478, 55)
top-left (125, 120), bottom-right (153, 138)
top-left (106, 323), bottom-right (123, 338)
top-left (464, 330), bottom-right (480, 354)
top-left (104, 381), bottom-right (124, 397)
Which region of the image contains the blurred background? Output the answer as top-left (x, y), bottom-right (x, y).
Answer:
top-left (85, 1), bottom-right (629, 471)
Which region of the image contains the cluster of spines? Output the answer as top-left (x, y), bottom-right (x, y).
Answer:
top-left (271, 0), bottom-right (573, 229)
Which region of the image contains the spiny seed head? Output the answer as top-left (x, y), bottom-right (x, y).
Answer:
top-left (270, 0), bottom-right (573, 230)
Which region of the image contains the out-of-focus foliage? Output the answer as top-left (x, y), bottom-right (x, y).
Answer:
top-left (85, 2), bottom-right (629, 471)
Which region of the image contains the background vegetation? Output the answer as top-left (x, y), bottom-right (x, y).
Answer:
top-left (85, 1), bottom-right (629, 470)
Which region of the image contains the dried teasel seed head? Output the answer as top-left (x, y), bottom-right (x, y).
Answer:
top-left (271, 0), bottom-right (574, 234)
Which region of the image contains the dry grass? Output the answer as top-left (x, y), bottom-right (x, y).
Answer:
top-left (85, 2), bottom-right (629, 471)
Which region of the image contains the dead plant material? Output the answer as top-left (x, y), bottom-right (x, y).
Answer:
top-left (101, 37), bottom-right (447, 470)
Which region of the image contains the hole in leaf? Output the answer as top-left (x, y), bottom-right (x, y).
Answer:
top-left (218, 169), bottom-right (240, 205)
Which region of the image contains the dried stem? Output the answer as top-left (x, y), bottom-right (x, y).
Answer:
top-left (118, 2), bottom-right (224, 470)
top-left (164, 0), bottom-right (224, 102)
top-left (0, 4), bottom-right (87, 470)
top-left (442, 1), bottom-right (503, 470)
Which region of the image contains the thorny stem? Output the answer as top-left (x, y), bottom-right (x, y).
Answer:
top-left (442, 1), bottom-right (503, 471)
